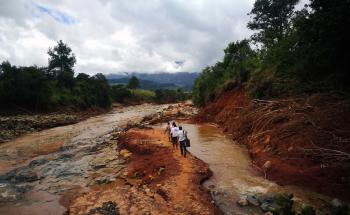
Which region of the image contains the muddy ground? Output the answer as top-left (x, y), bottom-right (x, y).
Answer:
top-left (67, 127), bottom-right (220, 215)
top-left (0, 107), bottom-right (108, 143)
top-left (0, 102), bottom-right (207, 215)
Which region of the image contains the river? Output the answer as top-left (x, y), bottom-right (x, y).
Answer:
top-left (0, 104), bottom-right (168, 215)
top-left (0, 105), bottom-right (337, 215)
top-left (182, 123), bottom-right (333, 215)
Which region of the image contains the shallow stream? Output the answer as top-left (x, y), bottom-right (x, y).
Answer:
top-left (181, 123), bottom-right (333, 215)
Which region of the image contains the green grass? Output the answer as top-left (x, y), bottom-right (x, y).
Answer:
top-left (130, 89), bottom-right (156, 102)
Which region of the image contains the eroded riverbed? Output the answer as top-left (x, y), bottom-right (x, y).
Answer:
top-left (0, 103), bottom-right (343, 215)
top-left (0, 104), bottom-right (169, 215)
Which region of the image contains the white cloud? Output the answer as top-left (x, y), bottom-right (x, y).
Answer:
top-left (0, 0), bottom-right (254, 75)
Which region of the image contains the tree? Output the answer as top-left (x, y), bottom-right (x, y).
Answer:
top-left (111, 84), bottom-right (131, 103)
top-left (91, 73), bottom-right (111, 108)
top-left (247, 0), bottom-right (299, 48)
top-left (223, 40), bottom-right (257, 83)
top-left (293, 0), bottom-right (350, 89)
top-left (48, 40), bottom-right (76, 88)
top-left (127, 76), bottom-right (140, 89)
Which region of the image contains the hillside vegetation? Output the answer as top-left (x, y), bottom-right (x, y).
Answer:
top-left (0, 42), bottom-right (189, 113)
top-left (192, 0), bottom-right (349, 106)
top-left (193, 0), bottom-right (350, 202)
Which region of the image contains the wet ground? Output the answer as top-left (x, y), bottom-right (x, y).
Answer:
top-left (0, 104), bottom-right (168, 215)
top-left (0, 103), bottom-right (343, 215)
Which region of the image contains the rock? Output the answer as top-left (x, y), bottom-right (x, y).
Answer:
top-left (86, 201), bottom-right (120, 215)
top-left (247, 194), bottom-right (260, 206)
top-left (1, 167), bottom-right (39, 183)
top-left (29, 159), bottom-right (49, 168)
top-left (237, 197), bottom-right (249, 206)
top-left (96, 176), bottom-right (115, 184)
top-left (0, 183), bottom-right (24, 202)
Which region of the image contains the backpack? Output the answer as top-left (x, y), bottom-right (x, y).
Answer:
top-left (184, 130), bottom-right (190, 147)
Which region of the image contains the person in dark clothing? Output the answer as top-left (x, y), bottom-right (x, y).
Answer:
top-left (178, 126), bottom-right (187, 157)
top-left (164, 121), bottom-right (171, 142)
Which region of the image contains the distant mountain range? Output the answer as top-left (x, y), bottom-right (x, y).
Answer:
top-left (106, 72), bottom-right (199, 91)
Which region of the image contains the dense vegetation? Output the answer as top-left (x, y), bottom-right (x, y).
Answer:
top-left (193, 0), bottom-right (350, 106)
top-left (0, 41), bottom-right (111, 111)
top-left (0, 41), bottom-right (188, 112)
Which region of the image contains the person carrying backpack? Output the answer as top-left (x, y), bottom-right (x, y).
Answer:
top-left (178, 126), bottom-right (188, 157)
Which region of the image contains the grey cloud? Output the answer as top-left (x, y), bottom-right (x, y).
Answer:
top-left (0, 0), bottom-right (254, 74)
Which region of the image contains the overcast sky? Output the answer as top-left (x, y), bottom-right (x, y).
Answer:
top-left (0, 0), bottom-right (255, 75)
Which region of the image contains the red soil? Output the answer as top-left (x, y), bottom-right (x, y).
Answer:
top-left (68, 128), bottom-right (222, 214)
top-left (195, 88), bottom-right (350, 201)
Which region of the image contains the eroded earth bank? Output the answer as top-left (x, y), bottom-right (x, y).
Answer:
top-left (0, 100), bottom-right (349, 215)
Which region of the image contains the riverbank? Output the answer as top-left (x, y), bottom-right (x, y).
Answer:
top-left (0, 107), bottom-right (109, 143)
top-left (67, 127), bottom-right (220, 214)
top-left (194, 88), bottom-right (350, 201)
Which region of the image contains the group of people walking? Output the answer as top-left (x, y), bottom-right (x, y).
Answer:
top-left (165, 121), bottom-right (190, 157)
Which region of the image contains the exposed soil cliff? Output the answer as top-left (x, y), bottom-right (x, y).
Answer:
top-left (194, 88), bottom-right (350, 201)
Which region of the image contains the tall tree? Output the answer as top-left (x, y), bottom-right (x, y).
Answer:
top-left (223, 40), bottom-right (257, 83)
top-left (127, 76), bottom-right (140, 89)
top-left (248, 0), bottom-right (299, 48)
top-left (48, 40), bottom-right (76, 88)
top-left (294, 0), bottom-right (350, 88)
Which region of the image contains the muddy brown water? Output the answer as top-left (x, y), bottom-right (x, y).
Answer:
top-left (178, 123), bottom-right (335, 215)
top-left (0, 104), bottom-right (168, 215)
top-left (0, 106), bottom-right (338, 215)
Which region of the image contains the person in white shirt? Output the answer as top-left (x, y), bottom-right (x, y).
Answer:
top-left (178, 126), bottom-right (187, 157)
top-left (170, 122), bottom-right (179, 149)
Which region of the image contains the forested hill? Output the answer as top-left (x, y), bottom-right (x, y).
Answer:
top-left (108, 77), bottom-right (180, 90)
top-left (192, 0), bottom-right (349, 107)
top-left (107, 72), bottom-right (198, 90)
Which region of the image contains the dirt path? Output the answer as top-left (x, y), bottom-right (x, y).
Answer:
top-left (68, 127), bottom-right (220, 214)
